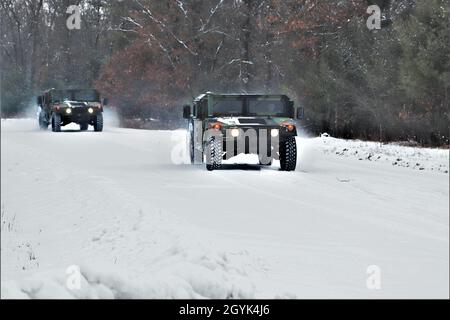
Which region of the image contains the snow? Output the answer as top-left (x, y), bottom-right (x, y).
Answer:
top-left (1, 118), bottom-right (448, 299)
top-left (319, 136), bottom-right (449, 173)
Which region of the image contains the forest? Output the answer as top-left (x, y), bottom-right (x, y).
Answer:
top-left (1, 0), bottom-right (449, 146)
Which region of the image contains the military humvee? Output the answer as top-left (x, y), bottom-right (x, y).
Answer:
top-left (183, 93), bottom-right (304, 171)
top-left (37, 89), bottom-right (107, 132)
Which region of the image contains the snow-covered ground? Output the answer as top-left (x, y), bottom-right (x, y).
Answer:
top-left (1, 118), bottom-right (448, 299)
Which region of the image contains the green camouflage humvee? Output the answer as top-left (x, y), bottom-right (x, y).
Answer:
top-left (183, 93), bottom-right (304, 171)
top-left (37, 88), bottom-right (107, 132)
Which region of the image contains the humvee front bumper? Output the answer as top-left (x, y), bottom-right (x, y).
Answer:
top-left (57, 107), bottom-right (102, 125)
top-left (216, 126), bottom-right (296, 159)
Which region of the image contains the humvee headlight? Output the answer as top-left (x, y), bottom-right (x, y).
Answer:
top-left (88, 108), bottom-right (94, 114)
top-left (230, 128), bottom-right (240, 137)
top-left (271, 129), bottom-right (279, 137)
top-left (65, 108), bottom-right (72, 114)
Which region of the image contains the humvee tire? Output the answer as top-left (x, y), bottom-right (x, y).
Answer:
top-left (206, 136), bottom-right (222, 171)
top-left (94, 114), bottom-right (103, 132)
top-left (80, 123), bottom-right (89, 131)
top-left (189, 134), bottom-right (203, 165)
top-left (51, 113), bottom-right (61, 132)
top-left (39, 112), bottom-right (48, 130)
top-left (279, 137), bottom-right (297, 171)
top-left (188, 121), bottom-right (203, 165)
top-left (189, 128), bottom-right (195, 164)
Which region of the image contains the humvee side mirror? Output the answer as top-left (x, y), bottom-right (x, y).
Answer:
top-left (37, 96), bottom-right (42, 107)
top-left (102, 98), bottom-right (109, 106)
top-left (183, 105), bottom-right (191, 119)
top-left (296, 107), bottom-right (304, 120)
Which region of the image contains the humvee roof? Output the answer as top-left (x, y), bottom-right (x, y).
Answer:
top-left (194, 92), bottom-right (290, 102)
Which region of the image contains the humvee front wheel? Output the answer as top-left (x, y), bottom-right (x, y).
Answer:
top-left (279, 137), bottom-right (297, 171)
top-left (51, 113), bottom-right (61, 132)
top-left (189, 127), bottom-right (195, 164)
top-left (94, 114), bottom-right (103, 132)
top-left (39, 112), bottom-right (48, 130)
top-left (206, 137), bottom-right (222, 171)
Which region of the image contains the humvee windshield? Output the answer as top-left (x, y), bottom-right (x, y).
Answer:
top-left (51, 89), bottom-right (100, 103)
top-left (211, 97), bottom-right (290, 117)
top-left (212, 99), bottom-right (243, 117)
top-left (248, 100), bottom-right (286, 117)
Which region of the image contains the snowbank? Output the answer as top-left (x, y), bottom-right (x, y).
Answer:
top-left (1, 248), bottom-right (254, 299)
top-left (315, 136), bottom-right (449, 173)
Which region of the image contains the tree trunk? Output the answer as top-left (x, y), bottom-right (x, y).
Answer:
top-left (241, 0), bottom-right (253, 92)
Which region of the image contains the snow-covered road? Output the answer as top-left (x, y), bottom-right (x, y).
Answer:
top-left (1, 119), bottom-right (448, 298)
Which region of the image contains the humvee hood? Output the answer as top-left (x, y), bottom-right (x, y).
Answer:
top-left (63, 101), bottom-right (101, 108)
top-left (215, 117), bottom-right (291, 127)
